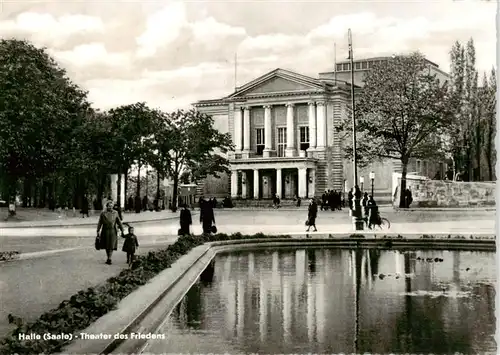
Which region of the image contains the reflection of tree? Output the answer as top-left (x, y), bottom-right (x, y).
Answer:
top-left (200, 259), bottom-right (215, 285)
top-left (368, 249), bottom-right (382, 279)
top-left (183, 282), bottom-right (203, 329)
top-left (307, 249), bottom-right (316, 274)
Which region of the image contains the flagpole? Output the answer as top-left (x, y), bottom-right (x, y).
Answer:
top-left (234, 52), bottom-right (238, 91)
top-left (348, 28), bottom-right (363, 232)
top-left (334, 42), bottom-right (337, 84)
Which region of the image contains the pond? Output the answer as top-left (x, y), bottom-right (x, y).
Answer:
top-left (143, 248), bottom-right (496, 354)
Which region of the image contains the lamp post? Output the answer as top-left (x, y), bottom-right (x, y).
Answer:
top-left (369, 171), bottom-right (375, 197)
top-left (348, 28), bottom-right (364, 231)
top-left (360, 176), bottom-right (364, 192)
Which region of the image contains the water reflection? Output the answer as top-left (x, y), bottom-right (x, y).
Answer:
top-left (146, 248), bottom-right (496, 354)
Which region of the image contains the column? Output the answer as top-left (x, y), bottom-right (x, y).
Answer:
top-left (231, 170), bottom-right (238, 198)
top-left (307, 101), bottom-right (317, 151)
top-left (308, 169), bottom-right (316, 198)
top-left (316, 101), bottom-right (326, 149)
top-left (241, 171), bottom-right (248, 199)
top-left (298, 168), bottom-right (307, 198)
top-left (253, 169), bottom-right (260, 199)
top-left (263, 105), bottom-right (273, 157)
top-left (243, 106), bottom-right (251, 154)
top-left (285, 103), bottom-right (295, 157)
top-left (276, 168), bottom-right (282, 198)
top-left (234, 107), bottom-right (243, 152)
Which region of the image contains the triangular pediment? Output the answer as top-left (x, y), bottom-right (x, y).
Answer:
top-left (228, 68), bottom-right (325, 98)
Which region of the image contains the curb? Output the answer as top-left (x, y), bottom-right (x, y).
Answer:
top-left (0, 213), bottom-right (197, 229)
top-left (0, 240), bottom-right (177, 263)
top-left (393, 207), bottom-right (496, 212)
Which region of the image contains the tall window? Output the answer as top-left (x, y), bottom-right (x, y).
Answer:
top-left (355, 62), bottom-right (361, 70)
top-left (342, 63), bottom-right (349, 71)
top-left (361, 61), bottom-right (368, 69)
top-left (416, 160), bottom-right (421, 175)
top-left (277, 127), bottom-right (287, 157)
top-left (423, 161), bottom-right (428, 176)
top-left (336, 64), bottom-right (342, 71)
top-left (255, 128), bottom-right (264, 156)
top-left (299, 126), bottom-right (310, 151)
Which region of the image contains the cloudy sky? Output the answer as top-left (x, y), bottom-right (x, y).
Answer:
top-left (0, 0), bottom-right (496, 111)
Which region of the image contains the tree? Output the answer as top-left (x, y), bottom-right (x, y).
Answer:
top-left (447, 39), bottom-right (480, 181)
top-left (338, 53), bottom-right (451, 208)
top-left (149, 109), bottom-right (233, 211)
top-left (107, 102), bottom-right (157, 211)
top-left (483, 68), bottom-right (497, 181)
top-left (0, 39), bottom-right (90, 213)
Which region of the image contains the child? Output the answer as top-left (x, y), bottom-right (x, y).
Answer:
top-left (122, 225), bottom-right (139, 266)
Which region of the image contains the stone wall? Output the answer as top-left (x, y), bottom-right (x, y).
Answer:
top-left (393, 178), bottom-right (496, 207)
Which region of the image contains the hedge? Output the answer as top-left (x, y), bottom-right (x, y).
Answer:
top-left (0, 232), bottom-right (290, 354)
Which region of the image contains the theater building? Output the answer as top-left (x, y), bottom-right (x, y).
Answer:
top-left (193, 57), bottom-right (450, 201)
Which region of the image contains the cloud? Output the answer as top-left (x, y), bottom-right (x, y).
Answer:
top-left (0, 12), bottom-right (104, 48)
top-left (0, 1), bottom-right (495, 112)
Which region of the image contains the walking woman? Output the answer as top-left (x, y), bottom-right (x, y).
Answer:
top-left (96, 200), bottom-right (124, 265)
top-left (306, 198), bottom-right (318, 232)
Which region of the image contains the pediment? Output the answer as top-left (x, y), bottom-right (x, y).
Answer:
top-left (244, 77), bottom-right (316, 94)
top-left (228, 69), bottom-right (325, 98)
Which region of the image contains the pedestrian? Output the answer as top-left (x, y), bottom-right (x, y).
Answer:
top-left (348, 189), bottom-right (354, 210)
top-left (127, 196), bottom-right (134, 212)
top-left (179, 203), bottom-right (192, 236)
top-left (200, 198), bottom-right (216, 234)
top-left (405, 188), bottom-right (413, 208)
top-left (122, 225), bottom-right (139, 267)
top-left (306, 198), bottom-right (318, 232)
top-left (296, 196), bottom-right (301, 207)
top-left (96, 200), bottom-right (124, 265)
top-left (367, 195), bottom-right (379, 229)
top-left (362, 192), bottom-right (369, 217)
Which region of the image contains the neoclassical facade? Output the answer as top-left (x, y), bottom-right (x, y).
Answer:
top-left (194, 68), bottom-right (352, 199)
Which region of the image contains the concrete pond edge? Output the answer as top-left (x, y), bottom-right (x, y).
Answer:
top-left (59, 236), bottom-right (496, 355)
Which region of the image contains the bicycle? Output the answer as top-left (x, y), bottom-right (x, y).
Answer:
top-left (363, 214), bottom-right (391, 230)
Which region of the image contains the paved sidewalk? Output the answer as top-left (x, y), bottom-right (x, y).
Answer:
top-left (0, 242), bottom-right (175, 338)
top-left (0, 210), bottom-right (188, 229)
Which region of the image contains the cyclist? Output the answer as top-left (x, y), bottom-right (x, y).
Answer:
top-left (366, 195), bottom-right (381, 229)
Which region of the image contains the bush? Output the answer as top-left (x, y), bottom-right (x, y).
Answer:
top-left (0, 233), bottom-right (290, 354)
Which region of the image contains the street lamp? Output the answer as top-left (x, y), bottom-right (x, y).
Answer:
top-left (359, 176), bottom-right (364, 192)
top-left (348, 28), bottom-right (364, 231)
top-left (369, 171), bottom-right (375, 197)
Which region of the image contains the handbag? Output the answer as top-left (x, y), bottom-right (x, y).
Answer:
top-left (95, 235), bottom-right (101, 250)
top-left (210, 225), bottom-right (217, 234)
top-left (177, 228), bottom-right (183, 236)
top-left (305, 219), bottom-right (310, 226)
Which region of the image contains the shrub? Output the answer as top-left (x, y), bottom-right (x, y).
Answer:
top-left (0, 233), bottom-right (290, 354)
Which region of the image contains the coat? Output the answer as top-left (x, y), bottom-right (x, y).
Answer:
top-left (122, 233), bottom-right (139, 253)
top-left (180, 208), bottom-right (192, 234)
top-left (97, 210), bottom-right (124, 251)
top-left (200, 204), bottom-right (215, 229)
top-left (308, 202), bottom-right (318, 224)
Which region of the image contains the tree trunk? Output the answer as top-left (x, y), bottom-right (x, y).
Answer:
top-left (155, 171), bottom-right (161, 210)
top-left (33, 179), bottom-right (39, 208)
top-left (398, 159), bottom-right (408, 208)
top-left (97, 174), bottom-right (106, 210)
top-left (124, 169), bottom-right (128, 208)
top-left (172, 160), bottom-right (179, 212)
top-left (117, 172), bottom-right (122, 209)
top-left (22, 178), bottom-right (29, 208)
top-left (136, 161), bottom-right (141, 198)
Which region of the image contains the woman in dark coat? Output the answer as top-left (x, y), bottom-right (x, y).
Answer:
top-left (306, 198), bottom-right (318, 232)
top-left (179, 204), bottom-right (192, 235)
top-left (80, 195), bottom-right (89, 218)
top-left (200, 199), bottom-right (216, 234)
top-left (97, 201), bottom-right (124, 265)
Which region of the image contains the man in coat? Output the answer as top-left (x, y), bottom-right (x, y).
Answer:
top-left (179, 204), bottom-right (192, 236)
top-left (200, 198), bottom-right (216, 234)
top-left (306, 198), bottom-right (318, 232)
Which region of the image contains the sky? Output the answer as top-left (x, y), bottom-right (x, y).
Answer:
top-left (0, 0), bottom-right (496, 111)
